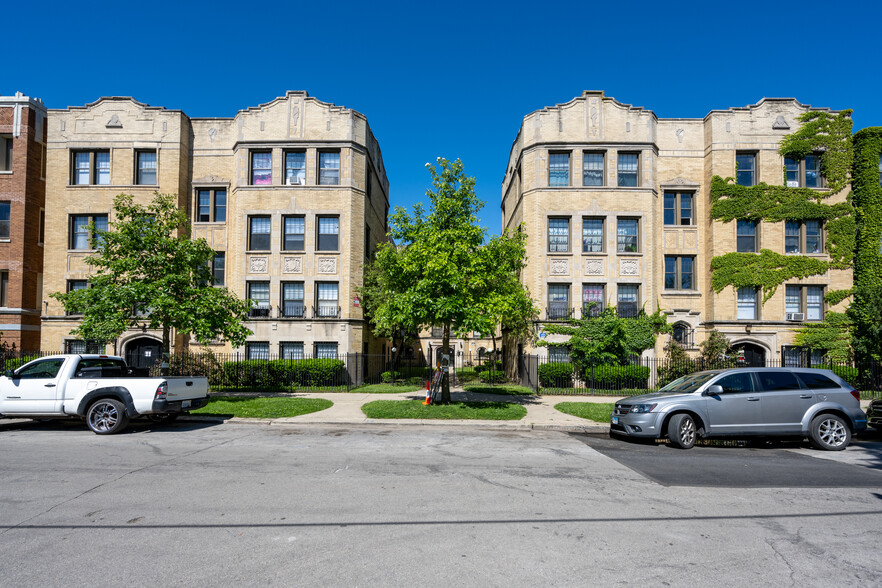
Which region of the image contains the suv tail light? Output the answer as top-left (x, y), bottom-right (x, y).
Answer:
top-left (155, 382), bottom-right (168, 400)
top-left (849, 389), bottom-right (860, 402)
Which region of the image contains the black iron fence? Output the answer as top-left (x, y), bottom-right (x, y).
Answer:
top-left (523, 355), bottom-right (882, 399)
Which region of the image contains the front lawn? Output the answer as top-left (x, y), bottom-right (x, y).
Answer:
top-left (463, 383), bottom-right (535, 396)
top-left (192, 396), bottom-right (333, 418)
top-left (541, 387), bottom-right (650, 396)
top-left (362, 399), bottom-right (526, 420)
top-left (351, 383), bottom-right (425, 394)
top-left (554, 402), bottom-right (615, 423)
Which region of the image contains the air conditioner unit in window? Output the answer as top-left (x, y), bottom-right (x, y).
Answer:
top-left (286, 177), bottom-right (301, 186)
top-left (786, 312), bottom-right (805, 322)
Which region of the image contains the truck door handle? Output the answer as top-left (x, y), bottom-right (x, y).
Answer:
top-left (799, 394), bottom-right (812, 399)
top-left (747, 397), bottom-right (759, 401)
top-left (44, 383), bottom-right (56, 388)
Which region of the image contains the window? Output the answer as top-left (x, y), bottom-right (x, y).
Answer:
top-left (664, 256), bottom-right (694, 290)
top-left (0, 271), bottom-right (7, 306)
top-left (756, 371), bottom-right (801, 392)
top-left (797, 371), bottom-right (839, 390)
top-left (617, 218), bottom-right (638, 253)
top-left (64, 341), bottom-right (104, 355)
top-left (736, 152), bottom-right (755, 186)
top-left (582, 283), bottom-right (604, 317)
top-left (136, 151), bottom-right (157, 185)
top-left (285, 151), bottom-right (306, 185)
top-left (617, 153), bottom-right (638, 187)
top-left (0, 135), bottom-right (11, 171)
top-left (785, 220), bottom-right (822, 254)
top-left (714, 372), bottom-right (754, 394)
top-left (195, 189), bottom-right (226, 222)
top-left (281, 282), bottom-right (305, 317)
top-left (316, 282), bottom-right (339, 317)
top-left (663, 192), bottom-right (693, 226)
top-left (547, 283), bottom-right (570, 319)
top-left (0, 202), bottom-right (9, 239)
top-left (246, 342), bottom-right (270, 360)
top-left (736, 220), bottom-right (757, 252)
top-left (250, 151), bottom-right (272, 185)
top-left (247, 282), bottom-right (270, 317)
top-left (548, 152), bottom-right (569, 186)
top-left (314, 342), bottom-right (338, 359)
top-left (783, 346), bottom-right (827, 367)
top-left (71, 150), bottom-right (110, 185)
top-left (280, 342), bottom-right (304, 360)
top-left (671, 323), bottom-right (693, 348)
top-left (786, 285), bottom-right (824, 320)
top-left (583, 152), bottom-right (604, 186)
top-left (69, 214), bottom-right (108, 250)
top-left (319, 151), bottom-right (340, 185)
top-left (317, 216), bottom-right (339, 251)
top-left (737, 287), bottom-right (758, 320)
top-left (617, 284), bottom-right (639, 318)
top-left (283, 216), bottom-right (305, 251)
top-left (365, 224), bottom-right (372, 260)
top-left (66, 279), bottom-right (88, 315)
top-left (248, 216), bottom-right (271, 251)
top-left (39, 209), bottom-right (44, 245)
top-left (582, 218), bottom-right (603, 253)
top-left (212, 253), bottom-right (225, 286)
top-left (548, 218), bottom-right (569, 252)
top-left (548, 346), bottom-right (570, 363)
top-left (785, 154), bottom-right (824, 188)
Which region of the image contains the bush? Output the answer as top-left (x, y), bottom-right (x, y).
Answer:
top-left (474, 361), bottom-right (502, 374)
top-left (583, 365), bottom-right (650, 390)
top-left (406, 376), bottom-right (426, 386)
top-left (220, 358), bottom-right (346, 389)
top-left (3, 355), bottom-right (41, 372)
top-left (826, 365), bottom-right (859, 386)
top-left (479, 369), bottom-right (506, 384)
top-left (381, 371), bottom-right (393, 383)
top-left (539, 362), bottom-right (575, 387)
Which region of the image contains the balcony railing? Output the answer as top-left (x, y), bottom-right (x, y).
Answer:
top-left (547, 303), bottom-right (572, 320)
top-left (617, 302), bottom-right (640, 318)
top-left (315, 305), bottom-right (341, 319)
top-left (279, 302), bottom-right (306, 318)
top-left (248, 304), bottom-right (272, 319)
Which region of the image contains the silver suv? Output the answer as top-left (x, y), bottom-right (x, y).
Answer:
top-left (611, 368), bottom-right (866, 450)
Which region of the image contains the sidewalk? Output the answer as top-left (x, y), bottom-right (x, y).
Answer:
top-left (198, 387), bottom-right (625, 433)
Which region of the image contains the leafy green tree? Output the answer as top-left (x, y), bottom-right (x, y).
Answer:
top-left (657, 340), bottom-right (696, 387)
top-left (699, 329), bottom-right (735, 368)
top-left (850, 285), bottom-right (882, 361)
top-left (51, 193), bottom-right (252, 367)
top-left (361, 158), bottom-right (536, 403)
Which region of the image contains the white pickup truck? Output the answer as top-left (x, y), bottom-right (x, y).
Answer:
top-left (0, 354), bottom-right (209, 434)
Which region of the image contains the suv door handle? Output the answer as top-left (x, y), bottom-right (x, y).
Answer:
top-left (746, 396), bottom-right (760, 401)
top-left (799, 394), bottom-right (812, 399)
top-left (44, 383), bottom-right (56, 388)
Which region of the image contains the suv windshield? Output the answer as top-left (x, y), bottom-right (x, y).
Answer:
top-left (658, 372), bottom-right (717, 394)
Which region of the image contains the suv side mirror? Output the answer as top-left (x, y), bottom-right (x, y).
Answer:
top-left (705, 384), bottom-right (723, 396)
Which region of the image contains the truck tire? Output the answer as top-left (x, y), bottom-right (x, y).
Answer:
top-left (86, 398), bottom-right (129, 435)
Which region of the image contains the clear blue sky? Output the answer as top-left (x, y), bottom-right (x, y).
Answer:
top-left (7, 0), bottom-right (881, 236)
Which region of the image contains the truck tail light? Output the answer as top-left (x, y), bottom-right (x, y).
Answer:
top-left (155, 382), bottom-right (168, 400)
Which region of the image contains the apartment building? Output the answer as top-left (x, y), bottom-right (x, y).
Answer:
top-left (41, 92), bottom-right (389, 365)
top-left (0, 93), bottom-right (47, 350)
top-left (501, 92), bottom-right (852, 365)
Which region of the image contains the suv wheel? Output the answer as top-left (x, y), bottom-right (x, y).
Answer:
top-left (809, 414), bottom-right (850, 451)
top-left (668, 413), bottom-right (697, 449)
top-left (86, 398), bottom-right (129, 435)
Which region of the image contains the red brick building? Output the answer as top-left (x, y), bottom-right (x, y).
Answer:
top-left (0, 92), bottom-right (47, 350)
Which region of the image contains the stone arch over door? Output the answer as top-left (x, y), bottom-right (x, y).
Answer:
top-left (124, 336), bottom-right (162, 369)
top-left (731, 341), bottom-right (768, 367)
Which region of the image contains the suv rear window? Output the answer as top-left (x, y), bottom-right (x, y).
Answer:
top-left (756, 371), bottom-right (801, 391)
top-left (796, 372), bottom-right (840, 390)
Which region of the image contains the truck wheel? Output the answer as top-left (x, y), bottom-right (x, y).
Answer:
top-left (809, 413), bottom-right (850, 451)
top-left (667, 413), bottom-right (697, 449)
top-left (86, 398), bottom-right (129, 435)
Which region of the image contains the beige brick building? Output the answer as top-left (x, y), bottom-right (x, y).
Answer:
top-left (501, 92), bottom-right (852, 365)
top-left (41, 92), bottom-right (389, 365)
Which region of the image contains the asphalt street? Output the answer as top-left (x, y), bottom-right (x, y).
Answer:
top-left (1, 420), bottom-right (881, 587)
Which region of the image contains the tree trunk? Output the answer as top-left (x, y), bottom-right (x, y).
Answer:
top-left (161, 325), bottom-right (171, 377)
top-left (441, 324), bottom-right (451, 404)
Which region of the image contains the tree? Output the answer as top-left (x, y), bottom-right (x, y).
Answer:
top-left (699, 329), bottom-right (735, 368)
top-left (51, 193), bottom-right (252, 368)
top-left (361, 158), bottom-right (536, 403)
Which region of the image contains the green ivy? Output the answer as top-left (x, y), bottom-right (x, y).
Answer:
top-left (710, 110), bottom-right (855, 301)
top-left (792, 311), bottom-right (852, 362)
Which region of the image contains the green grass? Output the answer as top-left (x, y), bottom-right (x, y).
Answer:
top-left (192, 396), bottom-right (333, 418)
top-left (540, 387), bottom-right (651, 396)
top-left (362, 399), bottom-right (527, 420)
top-left (554, 402), bottom-right (615, 422)
top-left (351, 383), bottom-right (425, 394)
top-left (210, 385), bottom-right (347, 393)
top-left (462, 383), bottom-right (535, 396)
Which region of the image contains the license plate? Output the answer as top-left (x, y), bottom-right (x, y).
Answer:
top-left (182, 400), bottom-right (191, 408)
top-left (611, 416), bottom-right (619, 425)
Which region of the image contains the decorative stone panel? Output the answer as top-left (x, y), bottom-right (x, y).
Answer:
top-left (583, 258), bottom-right (604, 276)
top-left (663, 231), bottom-right (678, 249)
top-left (620, 258), bottom-right (639, 277)
top-left (683, 230), bottom-right (698, 250)
top-left (283, 256), bottom-right (302, 274)
top-left (317, 257), bottom-right (338, 274)
top-left (249, 256), bottom-right (269, 274)
top-left (549, 258), bottom-right (569, 276)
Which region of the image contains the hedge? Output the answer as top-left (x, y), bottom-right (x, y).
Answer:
top-left (539, 362), bottom-right (575, 387)
top-left (220, 358), bottom-right (346, 389)
top-left (582, 365), bottom-right (650, 390)
top-left (479, 370), bottom-right (506, 384)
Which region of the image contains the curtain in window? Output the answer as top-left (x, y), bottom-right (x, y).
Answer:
top-left (617, 154), bottom-right (638, 186)
top-left (582, 219), bottom-right (602, 252)
top-left (96, 152), bottom-right (110, 185)
top-left (785, 285), bottom-right (801, 314)
top-left (315, 343), bottom-right (338, 359)
top-left (281, 343), bottom-right (304, 360)
top-left (252, 152), bottom-right (272, 185)
top-left (138, 152), bottom-right (156, 185)
top-left (75, 152), bottom-right (90, 185)
top-left (617, 219), bottom-right (638, 252)
top-left (806, 286), bottom-right (823, 320)
top-left (285, 152), bottom-right (306, 184)
top-left (319, 152), bottom-right (340, 185)
top-left (583, 153), bottom-right (603, 186)
top-left (737, 287), bottom-right (756, 320)
top-left (548, 218), bottom-right (568, 252)
top-left (785, 221), bottom-right (800, 253)
top-left (548, 153), bottom-right (569, 186)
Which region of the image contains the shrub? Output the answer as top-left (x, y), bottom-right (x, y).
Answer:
top-left (474, 360), bottom-right (502, 374)
top-left (406, 376), bottom-right (426, 386)
top-left (539, 362), bottom-right (575, 387)
top-left (220, 358), bottom-right (346, 389)
top-left (381, 371), bottom-right (393, 383)
top-left (479, 369), bottom-right (506, 384)
top-left (3, 355), bottom-right (41, 372)
top-left (582, 365), bottom-right (650, 390)
top-left (826, 365), bottom-right (859, 386)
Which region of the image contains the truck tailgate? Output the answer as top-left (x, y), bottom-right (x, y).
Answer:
top-left (164, 377), bottom-right (209, 403)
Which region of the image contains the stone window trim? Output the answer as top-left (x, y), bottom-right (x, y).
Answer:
top-left (247, 215), bottom-right (272, 252)
top-left (616, 217), bottom-right (640, 253)
top-left (548, 151), bottom-right (571, 187)
top-left (70, 149), bottom-right (111, 186)
top-left (135, 149), bottom-right (157, 186)
top-left (785, 153), bottom-right (825, 189)
top-left (582, 217), bottom-right (604, 253)
top-left (250, 150), bottom-right (272, 185)
top-left (785, 284), bottom-right (825, 322)
top-left (616, 152), bottom-right (640, 187)
top-left (784, 220), bottom-right (824, 255)
top-left (582, 151), bottom-right (605, 187)
top-left (735, 151), bottom-right (757, 187)
top-left (664, 255), bottom-right (696, 291)
top-left (548, 217), bottom-right (570, 253)
top-left (69, 214), bottom-right (108, 250)
top-left (663, 191), bottom-right (694, 226)
top-left (736, 219), bottom-right (759, 253)
top-left (194, 188), bottom-right (227, 223)
top-left (0, 201), bottom-right (10, 241)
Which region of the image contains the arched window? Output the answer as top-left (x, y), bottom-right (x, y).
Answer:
top-left (672, 323), bottom-right (692, 347)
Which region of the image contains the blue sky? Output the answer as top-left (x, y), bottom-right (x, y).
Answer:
top-left (8, 0), bottom-right (881, 236)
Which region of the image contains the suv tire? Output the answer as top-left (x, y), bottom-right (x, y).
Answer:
top-left (668, 413), bottom-right (697, 449)
top-left (809, 413), bottom-right (850, 451)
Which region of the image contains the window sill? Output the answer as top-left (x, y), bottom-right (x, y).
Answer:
top-left (193, 221), bottom-right (227, 225)
top-left (66, 184), bottom-right (113, 188)
top-left (581, 252), bottom-right (607, 256)
top-left (616, 251), bottom-right (643, 256)
top-left (0, 171), bottom-right (12, 175)
top-left (547, 251), bottom-right (574, 256)
top-left (282, 250), bottom-right (306, 254)
top-left (661, 291), bottom-right (701, 297)
top-left (663, 224), bottom-right (696, 228)
top-left (67, 249), bottom-right (97, 253)
top-left (315, 250), bottom-right (341, 255)
top-left (246, 250), bottom-right (272, 254)
top-left (0, 239), bottom-right (10, 243)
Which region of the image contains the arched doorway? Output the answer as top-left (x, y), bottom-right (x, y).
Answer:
top-left (125, 337), bottom-right (162, 369)
top-left (734, 342), bottom-right (766, 367)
